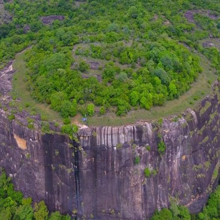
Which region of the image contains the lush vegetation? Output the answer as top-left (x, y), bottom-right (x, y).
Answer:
top-left (0, 169), bottom-right (71, 220)
top-left (151, 184), bottom-right (220, 220)
top-left (0, 0), bottom-right (220, 119)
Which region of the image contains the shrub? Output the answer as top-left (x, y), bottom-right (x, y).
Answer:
top-left (100, 106), bottom-right (106, 115)
top-left (135, 156), bottom-right (140, 164)
top-left (41, 122), bottom-right (50, 133)
top-left (146, 145), bottom-right (151, 151)
top-left (87, 103), bottom-right (95, 116)
top-left (144, 167), bottom-right (151, 178)
top-left (63, 118), bottom-right (71, 125)
top-left (61, 124), bottom-right (78, 136)
top-left (60, 100), bottom-right (77, 118)
top-left (79, 61), bottom-right (89, 72)
top-left (8, 114), bottom-right (15, 121)
top-left (158, 141), bottom-right (166, 154)
top-left (116, 143), bottom-right (122, 149)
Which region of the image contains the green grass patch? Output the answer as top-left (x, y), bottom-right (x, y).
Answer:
top-left (12, 50), bottom-right (63, 122)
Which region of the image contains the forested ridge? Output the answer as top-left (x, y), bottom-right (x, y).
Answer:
top-left (0, 0), bottom-right (220, 119)
top-left (0, 169), bottom-right (71, 220)
top-left (151, 183), bottom-right (220, 220)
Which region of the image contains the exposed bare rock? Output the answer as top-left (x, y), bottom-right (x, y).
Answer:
top-left (89, 61), bottom-right (100, 70)
top-left (41, 15), bottom-right (65, 25)
top-left (23, 25), bottom-right (30, 33)
top-left (0, 62), bottom-right (14, 96)
top-left (203, 41), bottom-right (216, 48)
top-left (185, 10), bottom-right (220, 23)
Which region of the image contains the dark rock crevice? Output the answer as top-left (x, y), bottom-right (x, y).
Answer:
top-left (73, 140), bottom-right (82, 218)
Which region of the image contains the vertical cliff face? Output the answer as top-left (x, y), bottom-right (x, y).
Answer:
top-left (77, 85), bottom-right (220, 219)
top-left (1, 82), bottom-right (220, 219)
top-left (0, 110), bottom-right (78, 214)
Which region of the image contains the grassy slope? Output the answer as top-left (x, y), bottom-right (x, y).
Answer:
top-left (12, 48), bottom-right (217, 126)
top-left (12, 50), bottom-right (63, 122)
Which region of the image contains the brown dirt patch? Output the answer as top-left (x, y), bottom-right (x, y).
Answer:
top-left (14, 134), bottom-right (27, 150)
top-left (182, 155), bottom-right (186, 161)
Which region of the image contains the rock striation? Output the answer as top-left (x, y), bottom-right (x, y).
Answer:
top-left (1, 63), bottom-right (220, 219)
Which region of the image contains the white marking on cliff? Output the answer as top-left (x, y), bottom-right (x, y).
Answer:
top-left (146, 123), bottom-right (153, 140)
top-left (102, 127), bottom-right (105, 146)
top-left (78, 124), bottom-right (88, 129)
top-left (189, 109), bottom-right (198, 125)
top-left (112, 127), bottom-right (118, 147)
top-left (126, 125), bottom-right (133, 144)
top-left (96, 127), bottom-right (100, 146)
top-left (107, 127), bottom-right (112, 147)
top-left (119, 127), bottom-right (125, 145)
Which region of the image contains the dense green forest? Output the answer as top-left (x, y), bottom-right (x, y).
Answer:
top-left (0, 169), bottom-right (71, 220)
top-left (1, 169), bottom-right (220, 220)
top-left (151, 184), bottom-right (220, 220)
top-left (0, 0), bottom-right (220, 118)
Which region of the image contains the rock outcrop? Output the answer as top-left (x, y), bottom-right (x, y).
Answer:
top-left (1, 63), bottom-right (220, 219)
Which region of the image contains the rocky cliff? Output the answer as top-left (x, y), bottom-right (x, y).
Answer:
top-left (1, 63), bottom-right (220, 219)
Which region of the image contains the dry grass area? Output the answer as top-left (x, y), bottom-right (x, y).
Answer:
top-left (12, 50), bottom-right (63, 122)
